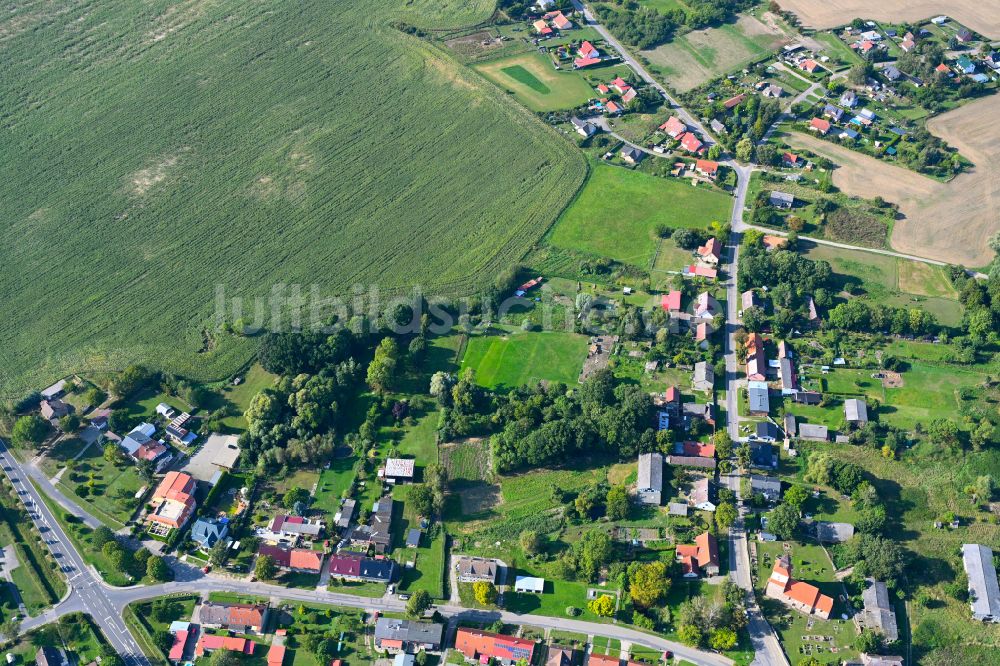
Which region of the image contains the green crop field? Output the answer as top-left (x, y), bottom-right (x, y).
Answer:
top-left (0, 0), bottom-right (586, 399)
top-left (547, 163), bottom-right (733, 266)
top-left (474, 52), bottom-right (595, 111)
top-left (460, 329), bottom-right (588, 389)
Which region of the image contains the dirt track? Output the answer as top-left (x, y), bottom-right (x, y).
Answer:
top-left (777, 0), bottom-right (1000, 38)
top-left (784, 99), bottom-right (1000, 266)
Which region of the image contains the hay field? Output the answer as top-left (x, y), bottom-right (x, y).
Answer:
top-left (474, 52), bottom-right (595, 111)
top-left (0, 0), bottom-right (586, 398)
top-left (783, 119), bottom-right (1000, 267)
top-left (777, 0), bottom-right (1000, 37)
top-left (641, 14), bottom-right (788, 92)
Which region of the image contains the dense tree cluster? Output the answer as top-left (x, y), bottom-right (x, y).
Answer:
top-left (826, 299), bottom-right (938, 337)
top-left (489, 368), bottom-right (655, 472)
top-left (595, 0), bottom-right (756, 49)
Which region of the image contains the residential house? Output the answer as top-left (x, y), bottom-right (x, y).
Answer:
top-left (146, 471), bottom-right (197, 531)
top-left (762, 84), bottom-right (784, 98)
top-left (267, 515), bottom-right (324, 541)
top-left (800, 59), bottom-right (819, 73)
top-left (668, 455), bottom-right (716, 470)
top-left (900, 36), bottom-right (916, 52)
top-left (549, 12), bottom-right (572, 30)
top-left (258, 544), bottom-right (324, 574)
top-left (840, 127), bottom-right (860, 140)
top-left (35, 648), bottom-right (69, 666)
top-left (533, 19), bottom-right (552, 35)
top-left (723, 93), bottom-right (746, 109)
top-left (546, 647), bottom-right (575, 666)
top-left (165, 412), bottom-right (195, 445)
top-left (779, 357), bottom-right (796, 394)
top-left (692, 362), bottom-right (714, 392)
top-left (823, 104), bottom-right (844, 122)
top-left (195, 635), bottom-right (256, 659)
top-left (809, 117), bottom-right (831, 135)
top-left (956, 28), bottom-right (974, 43)
top-left (750, 475), bottom-right (781, 502)
top-left (882, 65), bottom-right (902, 81)
top-left (198, 602), bottom-right (268, 633)
top-left (383, 457), bottom-right (415, 483)
top-left (191, 517), bottom-right (229, 549)
top-left (962, 543), bottom-right (1000, 621)
top-left (169, 626), bottom-right (193, 663)
top-left (621, 146), bottom-right (643, 164)
top-left (750, 440), bottom-right (777, 469)
top-left (636, 452), bottom-right (663, 505)
top-left (610, 76), bottom-right (630, 94)
top-left (40, 399), bottom-right (70, 421)
top-left (347, 496), bottom-right (393, 553)
top-left (588, 655), bottom-right (620, 666)
top-left (697, 238), bottom-right (721, 265)
top-left (328, 552), bottom-right (398, 583)
top-left (986, 52), bottom-right (1000, 70)
top-left (858, 656), bottom-right (904, 666)
top-left (682, 401), bottom-right (715, 426)
top-left (574, 56), bottom-right (600, 68)
top-left (694, 291), bottom-right (715, 318)
top-left (858, 578), bottom-right (899, 642)
top-left (267, 645), bottom-right (286, 666)
top-left (797, 423), bottom-right (828, 442)
top-left (840, 90), bottom-right (858, 108)
top-left (514, 576), bottom-right (545, 593)
top-left (571, 117), bottom-right (597, 137)
top-left (676, 531), bottom-right (719, 577)
top-left (770, 191), bottom-right (794, 209)
top-left (741, 289), bottom-right (759, 312)
top-left (660, 116), bottom-right (687, 139)
top-left (455, 556), bottom-right (499, 583)
top-left (753, 421), bottom-right (777, 442)
top-left (679, 132), bottom-right (703, 154)
top-left (694, 322), bottom-right (712, 349)
top-left (578, 41), bottom-right (599, 59)
top-left (454, 629), bottom-right (535, 666)
top-left (747, 380), bottom-right (770, 416)
top-left (40, 379), bottom-right (67, 401)
top-left (764, 554), bottom-right (834, 619)
top-left (710, 119), bottom-right (726, 134)
top-left (695, 159), bottom-right (719, 180)
top-left (783, 152), bottom-right (803, 167)
top-left (374, 618), bottom-right (444, 652)
top-left (334, 498), bottom-right (356, 530)
top-left (957, 55), bottom-right (976, 74)
top-left (675, 441), bottom-right (715, 459)
top-left (845, 398), bottom-right (869, 425)
top-left (689, 477), bottom-right (716, 511)
top-left (661, 290), bottom-right (682, 312)
top-left (683, 264), bottom-right (717, 279)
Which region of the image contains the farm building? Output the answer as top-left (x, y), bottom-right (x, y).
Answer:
top-left (962, 543), bottom-right (1000, 621)
top-left (797, 423), bottom-right (828, 442)
top-left (845, 398), bottom-right (869, 425)
top-left (636, 452), bottom-right (663, 505)
top-left (514, 576), bottom-right (545, 593)
top-left (858, 578), bottom-right (899, 642)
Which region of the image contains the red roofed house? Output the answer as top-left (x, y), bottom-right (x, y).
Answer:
top-left (935, 63), bottom-right (951, 75)
top-left (694, 322), bottom-right (712, 349)
top-left (800, 59), bottom-right (819, 73)
top-left (723, 93), bottom-right (747, 109)
top-left (679, 132), bottom-right (703, 154)
top-left (659, 116), bottom-right (687, 138)
top-left (697, 237), bottom-right (721, 265)
top-left (578, 41), bottom-right (599, 59)
top-left (267, 644), bottom-right (286, 666)
top-left (454, 628), bottom-right (535, 665)
top-left (782, 152), bottom-right (801, 167)
top-left (550, 12), bottom-right (572, 30)
top-left (257, 544), bottom-right (324, 574)
top-left (665, 386), bottom-right (680, 403)
top-left (169, 631), bottom-right (190, 663)
top-left (195, 635), bottom-right (256, 658)
top-left (533, 20), bottom-right (552, 35)
top-left (621, 88), bottom-right (637, 104)
top-left (765, 554), bottom-right (834, 619)
top-left (596, 83), bottom-right (610, 94)
top-left (695, 159), bottom-right (718, 179)
top-left (676, 531), bottom-right (719, 577)
top-left (809, 118), bottom-right (831, 135)
top-left (661, 290), bottom-right (682, 312)
top-left (678, 441), bottom-right (716, 458)
top-left (147, 471), bottom-right (196, 531)
top-left (588, 655), bottom-right (620, 666)
top-left (685, 264), bottom-right (717, 279)
top-left (858, 40), bottom-right (875, 54)
top-left (605, 101), bottom-right (621, 115)
top-left (610, 77), bottom-right (630, 94)
top-left (574, 57), bottom-right (600, 69)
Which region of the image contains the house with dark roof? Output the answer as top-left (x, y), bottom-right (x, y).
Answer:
top-left (191, 517), bottom-right (229, 549)
top-left (374, 618), bottom-right (444, 652)
top-left (962, 543), bottom-right (1000, 621)
top-left (35, 648), bottom-right (69, 666)
top-left (198, 602), bottom-right (268, 633)
top-left (750, 475), bottom-right (781, 502)
top-left (770, 191), bottom-right (794, 209)
top-left (455, 556), bottom-right (498, 583)
top-left (327, 552), bottom-right (398, 583)
top-left (621, 146), bottom-right (643, 164)
top-left (797, 423), bottom-right (828, 441)
top-left (858, 578), bottom-right (899, 642)
top-left (750, 440), bottom-right (777, 469)
top-left (257, 544), bottom-right (324, 574)
top-left (636, 453), bottom-right (663, 505)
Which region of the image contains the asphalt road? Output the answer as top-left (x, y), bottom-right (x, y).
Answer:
top-left (0, 440), bottom-right (150, 666)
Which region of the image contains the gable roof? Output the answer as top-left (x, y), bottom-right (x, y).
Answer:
top-left (661, 290), bottom-right (682, 312)
top-left (258, 544), bottom-right (324, 572)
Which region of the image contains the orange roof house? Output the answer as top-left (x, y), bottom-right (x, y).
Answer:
top-left (764, 554), bottom-right (833, 619)
top-left (455, 628), bottom-right (534, 665)
top-left (610, 76), bottom-right (631, 94)
top-left (267, 644), bottom-right (286, 666)
top-left (679, 132), bottom-right (704, 153)
top-left (587, 654), bottom-right (621, 666)
top-left (621, 88), bottom-right (637, 104)
top-left (809, 118), bottom-right (831, 135)
top-left (605, 101), bottom-right (621, 114)
top-left (661, 290), bottom-right (682, 312)
top-left (676, 531), bottom-right (719, 577)
top-left (597, 83), bottom-right (610, 94)
top-left (195, 635), bottom-right (256, 658)
top-left (550, 12), bottom-right (572, 30)
top-left (147, 471), bottom-right (196, 530)
top-left (659, 116), bottom-right (687, 138)
top-left (800, 59), bottom-right (819, 73)
top-left (574, 57), bottom-right (600, 68)
top-left (723, 93), bottom-right (746, 109)
top-left (258, 544), bottom-right (324, 573)
top-left (578, 41), bottom-right (599, 59)
top-left (697, 237), bottom-right (721, 264)
top-left (695, 159), bottom-right (718, 179)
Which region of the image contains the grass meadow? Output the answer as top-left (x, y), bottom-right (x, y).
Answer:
top-left (474, 53), bottom-right (595, 112)
top-left (0, 0), bottom-right (586, 399)
top-left (547, 163), bottom-right (733, 267)
top-left (460, 329), bottom-right (589, 389)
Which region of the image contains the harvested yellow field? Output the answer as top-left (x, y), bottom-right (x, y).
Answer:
top-left (777, 0), bottom-right (1000, 37)
top-left (783, 102), bottom-right (1000, 267)
top-left (897, 260), bottom-right (958, 299)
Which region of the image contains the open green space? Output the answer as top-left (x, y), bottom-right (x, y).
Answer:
top-left (548, 162), bottom-right (733, 267)
top-left (0, 0), bottom-right (587, 400)
top-left (48, 436), bottom-right (145, 528)
top-left (474, 52), bottom-right (596, 112)
top-left (218, 364), bottom-right (278, 431)
top-left (9, 614), bottom-right (108, 666)
top-left (460, 329), bottom-right (589, 390)
top-left (0, 486), bottom-right (66, 613)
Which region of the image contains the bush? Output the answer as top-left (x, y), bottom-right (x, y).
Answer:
top-left (565, 606), bottom-right (581, 617)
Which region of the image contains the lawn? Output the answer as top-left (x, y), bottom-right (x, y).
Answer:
top-left (0, 492), bottom-right (65, 613)
top-left (474, 52), bottom-right (596, 112)
top-left (10, 614), bottom-right (108, 666)
top-left (218, 364), bottom-right (278, 431)
top-left (504, 577), bottom-right (610, 622)
top-left (547, 162), bottom-right (733, 267)
top-left (460, 328), bottom-right (589, 390)
top-left (54, 439), bottom-right (145, 528)
top-left (0, 0), bottom-right (587, 401)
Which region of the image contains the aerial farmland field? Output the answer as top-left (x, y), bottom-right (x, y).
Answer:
top-left (0, 0), bottom-right (587, 398)
top-left (474, 52), bottom-right (595, 111)
top-left (460, 328), bottom-right (588, 389)
top-left (776, 0), bottom-right (1000, 37)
